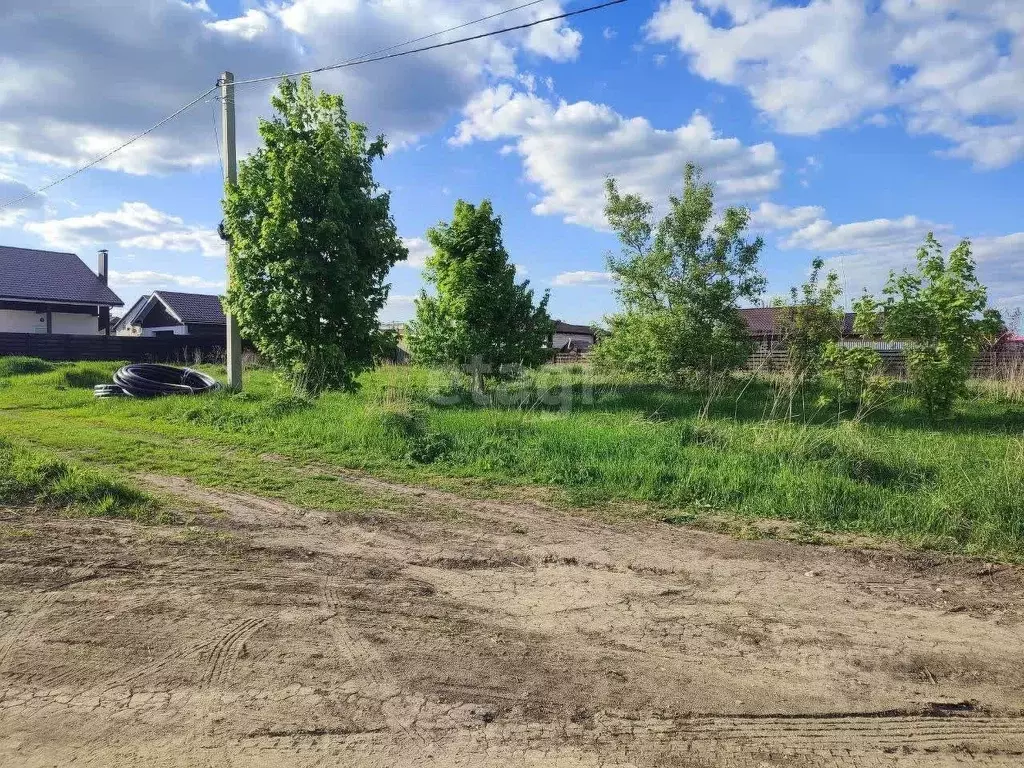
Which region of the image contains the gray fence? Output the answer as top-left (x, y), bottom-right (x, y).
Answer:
top-left (0, 332), bottom-right (228, 364)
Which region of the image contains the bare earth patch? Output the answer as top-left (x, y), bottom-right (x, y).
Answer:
top-left (1, 471), bottom-right (1023, 767)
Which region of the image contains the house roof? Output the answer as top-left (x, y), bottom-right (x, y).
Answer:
top-left (114, 291), bottom-right (226, 331)
top-left (554, 321), bottom-right (595, 336)
top-left (739, 307), bottom-right (856, 337)
top-left (153, 291), bottom-right (226, 325)
top-left (0, 245), bottom-right (123, 306)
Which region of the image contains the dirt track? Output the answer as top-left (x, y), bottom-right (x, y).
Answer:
top-left (2, 469), bottom-right (1023, 766)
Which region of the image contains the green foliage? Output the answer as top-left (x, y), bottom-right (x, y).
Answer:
top-left (592, 164), bottom-right (765, 382)
top-left (820, 343), bottom-right (890, 414)
top-left (0, 438), bottom-right (158, 521)
top-left (407, 200), bottom-right (553, 381)
top-left (865, 233), bottom-right (1002, 418)
top-left (777, 258), bottom-right (843, 379)
top-left (0, 357), bottom-right (55, 377)
top-left (222, 75), bottom-right (407, 394)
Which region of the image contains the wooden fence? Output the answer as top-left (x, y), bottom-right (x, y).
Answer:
top-left (747, 346), bottom-right (1024, 378)
top-left (0, 332), bottom-right (229, 364)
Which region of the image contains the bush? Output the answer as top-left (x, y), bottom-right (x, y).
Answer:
top-left (820, 343), bottom-right (890, 415)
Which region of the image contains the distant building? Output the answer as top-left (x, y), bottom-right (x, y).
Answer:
top-left (551, 321), bottom-right (596, 353)
top-left (114, 291), bottom-right (226, 338)
top-left (0, 245), bottom-right (123, 335)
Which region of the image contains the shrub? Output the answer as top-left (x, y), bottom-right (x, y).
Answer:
top-left (820, 343), bottom-right (890, 415)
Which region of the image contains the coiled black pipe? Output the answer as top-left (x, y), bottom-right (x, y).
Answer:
top-left (94, 364), bottom-right (221, 398)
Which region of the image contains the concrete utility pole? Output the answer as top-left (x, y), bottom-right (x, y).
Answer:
top-left (220, 71), bottom-right (243, 390)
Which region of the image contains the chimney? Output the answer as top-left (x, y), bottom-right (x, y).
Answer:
top-left (97, 249), bottom-right (109, 284)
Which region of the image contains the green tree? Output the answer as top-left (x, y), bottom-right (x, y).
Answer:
top-left (407, 200), bottom-right (553, 388)
top-left (222, 76), bottom-right (407, 393)
top-left (592, 164), bottom-right (765, 382)
top-left (820, 295), bottom-right (890, 416)
top-left (865, 233), bottom-right (1002, 418)
top-left (777, 257), bottom-right (844, 380)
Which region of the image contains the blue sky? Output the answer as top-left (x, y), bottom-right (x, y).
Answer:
top-left (1, 0), bottom-right (1022, 327)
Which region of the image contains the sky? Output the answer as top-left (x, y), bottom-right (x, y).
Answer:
top-left (1, 0), bottom-right (1022, 327)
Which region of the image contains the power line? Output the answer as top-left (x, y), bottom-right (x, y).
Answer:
top-left (0, 0), bottom-right (627, 210)
top-left (231, 0), bottom-right (628, 87)
top-left (0, 87), bottom-right (216, 211)
top-left (209, 97), bottom-right (224, 178)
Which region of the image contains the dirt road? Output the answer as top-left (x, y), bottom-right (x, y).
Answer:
top-left (1, 469), bottom-right (1023, 766)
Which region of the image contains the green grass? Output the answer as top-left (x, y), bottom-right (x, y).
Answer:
top-left (0, 437), bottom-right (162, 522)
top-left (1, 359), bottom-right (1023, 560)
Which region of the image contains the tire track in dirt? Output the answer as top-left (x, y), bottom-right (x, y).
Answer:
top-left (201, 617), bottom-right (268, 687)
top-left (320, 574), bottom-right (391, 688)
top-left (0, 567), bottom-right (95, 675)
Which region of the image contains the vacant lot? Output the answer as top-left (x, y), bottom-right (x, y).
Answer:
top-left (2, 360), bottom-right (1024, 765)
top-left (2, 361), bottom-right (1023, 559)
top-left (2, 463), bottom-right (1024, 766)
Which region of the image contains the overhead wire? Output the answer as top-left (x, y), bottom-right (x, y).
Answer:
top-left (230, 0), bottom-right (628, 88)
top-left (0, 0), bottom-right (627, 210)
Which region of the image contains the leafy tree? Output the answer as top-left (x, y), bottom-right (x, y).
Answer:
top-left (591, 164), bottom-right (765, 382)
top-left (864, 233), bottom-right (1001, 418)
top-left (407, 200), bottom-right (553, 389)
top-left (222, 76), bottom-right (407, 393)
top-left (776, 258), bottom-right (844, 380)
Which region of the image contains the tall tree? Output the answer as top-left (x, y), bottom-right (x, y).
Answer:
top-left (222, 76), bottom-right (407, 393)
top-left (865, 233), bottom-right (1002, 418)
top-left (592, 163), bottom-right (765, 381)
top-left (408, 200), bottom-right (552, 387)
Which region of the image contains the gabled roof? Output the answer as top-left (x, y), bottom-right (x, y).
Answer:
top-left (113, 294), bottom-right (151, 333)
top-left (153, 291), bottom-right (225, 325)
top-left (0, 245), bottom-right (123, 306)
top-left (554, 321), bottom-right (595, 336)
top-left (115, 292), bottom-right (226, 331)
top-left (739, 307), bottom-right (857, 337)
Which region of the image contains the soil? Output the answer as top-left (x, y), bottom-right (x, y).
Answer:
top-left (1, 469), bottom-right (1023, 767)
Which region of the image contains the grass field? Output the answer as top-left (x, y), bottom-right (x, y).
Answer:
top-left (1, 357), bottom-right (1023, 560)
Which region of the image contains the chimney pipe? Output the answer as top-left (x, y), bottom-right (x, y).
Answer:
top-left (97, 249), bottom-right (109, 285)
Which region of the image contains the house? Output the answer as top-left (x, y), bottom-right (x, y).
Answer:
top-left (0, 246), bottom-right (123, 335)
top-left (739, 307), bottom-right (858, 349)
top-left (114, 291), bottom-right (225, 338)
top-left (551, 321), bottom-right (596, 353)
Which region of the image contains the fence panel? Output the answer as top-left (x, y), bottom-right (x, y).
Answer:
top-left (0, 332), bottom-right (228, 364)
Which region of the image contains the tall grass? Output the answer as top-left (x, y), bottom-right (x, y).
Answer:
top-left (0, 438), bottom-right (160, 522)
top-left (2, 362), bottom-right (1023, 558)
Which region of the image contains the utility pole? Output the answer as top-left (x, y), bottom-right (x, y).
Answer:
top-left (220, 71), bottom-right (243, 390)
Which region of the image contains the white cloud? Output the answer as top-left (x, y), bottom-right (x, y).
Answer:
top-left (399, 236), bottom-right (431, 268)
top-left (205, 9), bottom-right (272, 40)
top-left (522, 2), bottom-right (582, 62)
top-left (750, 201), bottom-right (825, 231)
top-left (381, 292), bottom-right (417, 321)
top-left (24, 202), bottom-right (221, 257)
top-left (647, 0), bottom-right (1024, 168)
top-left (603, 27), bottom-right (617, 40)
top-left (0, 0), bottom-right (587, 177)
top-left (452, 84), bottom-right (781, 229)
top-left (109, 270), bottom-right (224, 292)
top-left (552, 270), bottom-right (613, 286)
top-left (753, 201), bottom-right (1024, 305)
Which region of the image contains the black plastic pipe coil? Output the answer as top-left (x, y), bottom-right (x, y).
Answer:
top-left (94, 364), bottom-right (221, 398)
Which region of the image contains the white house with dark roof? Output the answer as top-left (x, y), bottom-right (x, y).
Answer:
top-left (0, 246), bottom-right (123, 335)
top-left (114, 291), bottom-right (226, 338)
